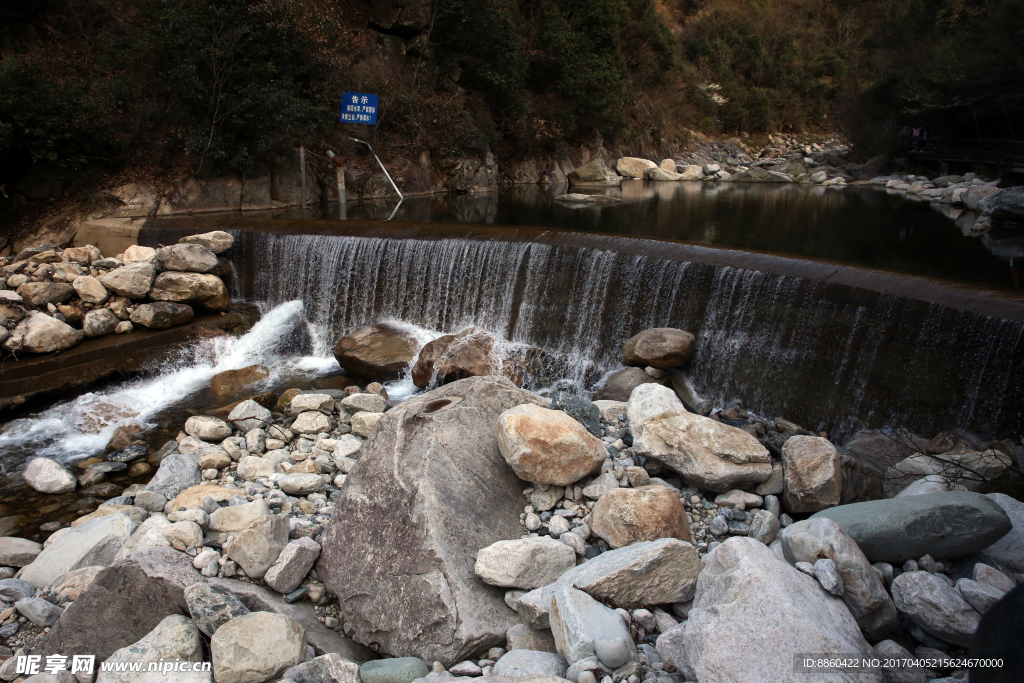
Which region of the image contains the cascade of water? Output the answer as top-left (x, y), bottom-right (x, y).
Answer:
top-left (231, 230), bottom-right (1024, 441)
top-left (0, 301), bottom-right (310, 466)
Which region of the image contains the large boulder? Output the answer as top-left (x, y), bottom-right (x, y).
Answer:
top-left (184, 584), bottom-right (251, 637)
top-left (72, 276), bottom-right (110, 304)
top-left (412, 328), bottom-right (520, 388)
top-left (496, 404), bottom-right (606, 486)
top-left (264, 537), bottom-right (321, 594)
top-left (549, 586), bottom-right (635, 667)
top-left (211, 365), bottom-right (270, 396)
top-left (782, 436), bottom-right (843, 513)
top-left (282, 654), bottom-right (359, 683)
top-left (148, 272), bottom-right (230, 311)
top-left (616, 158), bottom-right (657, 178)
top-left (989, 186), bottom-right (1024, 223)
top-left (628, 384), bottom-right (772, 492)
top-left (892, 571), bottom-right (981, 647)
top-left (206, 578), bottom-right (374, 661)
top-left (622, 328), bottom-right (696, 369)
top-left (810, 491), bottom-right (1012, 564)
top-left (96, 615), bottom-right (203, 683)
top-left (211, 612), bottom-right (306, 683)
top-left (644, 166), bottom-right (684, 181)
top-left (83, 308), bottom-right (119, 338)
top-left (18, 282), bottom-right (74, 307)
top-left (656, 537), bottom-right (882, 683)
top-left (21, 514), bottom-right (136, 588)
top-left (333, 323), bottom-right (419, 381)
top-left (781, 518), bottom-right (899, 639)
top-left (22, 457), bottom-right (77, 494)
top-left (474, 538), bottom-right (577, 590)
top-left (316, 376), bottom-right (546, 666)
top-left (144, 452), bottom-right (202, 499)
top-left (179, 230), bottom-right (234, 254)
top-left (99, 262), bottom-right (156, 299)
top-left (592, 367), bottom-right (661, 402)
top-left (40, 547), bottom-right (202, 662)
top-left (223, 513), bottom-right (289, 579)
top-left (158, 243), bottom-right (219, 273)
top-left (883, 450), bottom-right (1012, 497)
top-left (978, 493), bottom-right (1024, 575)
top-left (567, 159), bottom-right (622, 187)
top-left (0, 537), bottom-right (42, 567)
top-left (130, 302), bottom-right (194, 330)
top-left (4, 313), bottom-right (82, 354)
top-left (515, 538), bottom-right (700, 629)
top-left (492, 650), bottom-right (567, 678)
top-left (590, 486), bottom-right (691, 549)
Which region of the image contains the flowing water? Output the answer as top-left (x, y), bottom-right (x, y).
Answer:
top-left (225, 224), bottom-right (1024, 443)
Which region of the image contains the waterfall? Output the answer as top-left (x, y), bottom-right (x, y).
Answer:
top-left (230, 227), bottom-right (1024, 442)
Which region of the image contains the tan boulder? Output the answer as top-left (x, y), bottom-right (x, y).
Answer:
top-left (3, 312), bottom-right (82, 354)
top-left (497, 404), bottom-right (606, 486)
top-left (567, 159), bottom-right (622, 187)
top-left (412, 327), bottom-right (522, 388)
top-left (170, 484), bottom-right (245, 511)
top-left (782, 435), bottom-right (842, 513)
top-left (623, 328), bottom-right (696, 369)
top-left (644, 167), bottom-right (684, 181)
top-left (591, 485), bottom-right (691, 549)
top-left (99, 262), bottom-right (157, 299)
top-left (72, 275), bottom-right (110, 305)
top-left (616, 158), bottom-right (657, 179)
top-left (628, 384), bottom-right (771, 493)
top-left (148, 271), bottom-right (230, 311)
top-left (332, 323), bottom-right (419, 381)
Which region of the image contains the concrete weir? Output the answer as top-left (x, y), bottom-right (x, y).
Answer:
top-left (139, 217), bottom-right (1024, 441)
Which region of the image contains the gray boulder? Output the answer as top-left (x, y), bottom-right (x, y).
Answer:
top-left (158, 243), bottom-right (219, 273)
top-left (656, 537), bottom-right (881, 683)
top-left (0, 537), bottom-right (42, 567)
top-left (978, 493), bottom-right (1024, 575)
top-left (782, 436), bottom-right (842, 513)
top-left (317, 376), bottom-right (546, 666)
top-left (515, 538), bottom-right (700, 629)
top-left (628, 384), bottom-right (771, 492)
top-left (129, 302), bottom-right (194, 329)
top-left (0, 578), bottom-right (36, 601)
top-left (95, 614), bottom-right (203, 683)
top-left (227, 399), bottom-right (273, 432)
top-left (492, 649), bottom-right (568, 678)
top-left (360, 658), bottom-right (430, 683)
top-left (567, 159), bottom-right (622, 187)
top-left (781, 518), bottom-right (899, 639)
top-left (40, 547), bottom-right (202, 663)
top-left (179, 230), bottom-right (234, 255)
top-left (475, 537), bottom-right (576, 590)
top-left (223, 513), bottom-right (289, 579)
top-left (210, 612), bottom-right (306, 683)
top-left (184, 583), bottom-right (251, 637)
top-left (264, 537), bottom-right (321, 594)
top-left (891, 571), bottom-right (981, 647)
top-left (15, 597), bottom-right (63, 626)
top-left (989, 185), bottom-right (1024, 222)
top-left (144, 452), bottom-right (201, 499)
top-left (22, 457), bottom-right (77, 494)
top-left (20, 513), bottom-right (136, 588)
top-left (83, 308), bottom-right (119, 338)
top-left (207, 578), bottom-right (375, 661)
top-left (99, 262), bottom-right (156, 299)
top-left (810, 491), bottom-right (1012, 564)
top-left (872, 640), bottom-right (928, 683)
top-left (549, 585), bottom-right (635, 667)
top-left (282, 653), bottom-right (359, 683)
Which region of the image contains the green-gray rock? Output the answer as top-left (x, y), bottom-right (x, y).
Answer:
top-left (360, 657), bottom-right (429, 683)
top-left (810, 491), bottom-right (1012, 564)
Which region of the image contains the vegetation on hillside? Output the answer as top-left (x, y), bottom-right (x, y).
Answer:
top-left (0, 0), bottom-right (1021, 213)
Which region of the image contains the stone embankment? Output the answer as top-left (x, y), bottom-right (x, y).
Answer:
top-left (3, 321), bottom-right (1021, 682)
top-left (0, 231), bottom-right (235, 356)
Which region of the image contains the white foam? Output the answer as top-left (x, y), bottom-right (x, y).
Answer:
top-left (0, 300), bottom-right (315, 463)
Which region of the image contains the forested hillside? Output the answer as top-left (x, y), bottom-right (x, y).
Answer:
top-left (1, 0), bottom-right (1021, 214)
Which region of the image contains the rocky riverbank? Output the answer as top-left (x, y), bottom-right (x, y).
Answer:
top-left (0, 321), bottom-right (1020, 682)
top-left (0, 231), bottom-right (235, 359)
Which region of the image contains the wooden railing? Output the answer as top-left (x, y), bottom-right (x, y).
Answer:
top-left (900, 137), bottom-right (1024, 174)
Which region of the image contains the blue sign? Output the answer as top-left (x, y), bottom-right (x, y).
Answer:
top-left (341, 92), bottom-right (378, 125)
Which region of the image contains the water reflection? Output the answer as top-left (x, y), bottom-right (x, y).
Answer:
top-left (238, 181), bottom-right (1020, 290)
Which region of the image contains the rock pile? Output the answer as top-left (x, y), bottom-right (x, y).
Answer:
top-left (0, 231), bottom-right (234, 354)
top-left (867, 173), bottom-right (1009, 234)
top-left (4, 323), bottom-right (1021, 682)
